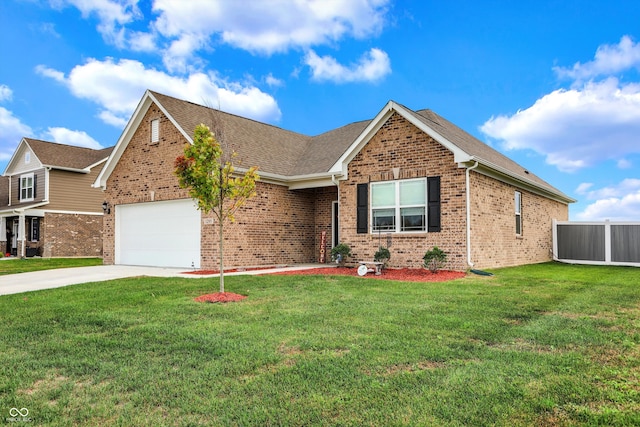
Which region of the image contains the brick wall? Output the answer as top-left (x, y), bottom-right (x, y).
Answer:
top-left (314, 186), bottom-right (338, 262)
top-left (339, 112), bottom-right (469, 271)
top-left (103, 102), bottom-right (332, 268)
top-left (468, 171), bottom-right (568, 268)
top-left (42, 213), bottom-right (103, 257)
top-left (199, 184), bottom-right (318, 268)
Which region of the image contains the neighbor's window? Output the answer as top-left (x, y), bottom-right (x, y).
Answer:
top-left (25, 151), bottom-right (31, 164)
top-left (20, 173), bottom-right (34, 201)
top-left (151, 119), bottom-right (160, 143)
top-left (371, 178), bottom-right (426, 232)
top-left (515, 191), bottom-right (522, 235)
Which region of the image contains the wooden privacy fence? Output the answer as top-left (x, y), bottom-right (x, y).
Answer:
top-left (552, 219), bottom-right (640, 267)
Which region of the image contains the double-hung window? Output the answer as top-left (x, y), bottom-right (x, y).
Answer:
top-left (515, 191), bottom-right (522, 235)
top-left (19, 173), bottom-right (34, 202)
top-left (372, 178), bottom-right (426, 232)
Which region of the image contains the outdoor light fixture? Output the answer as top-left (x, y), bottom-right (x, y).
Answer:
top-left (102, 201), bottom-right (110, 214)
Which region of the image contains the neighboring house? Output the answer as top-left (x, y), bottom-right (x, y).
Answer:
top-left (0, 138), bottom-right (113, 258)
top-left (94, 90), bottom-right (575, 271)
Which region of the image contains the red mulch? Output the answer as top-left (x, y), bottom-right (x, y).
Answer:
top-left (268, 267), bottom-right (465, 282)
top-left (194, 292), bottom-right (247, 303)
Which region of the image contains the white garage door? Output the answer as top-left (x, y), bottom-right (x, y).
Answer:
top-left (116, 199), bottom-right (201, 268)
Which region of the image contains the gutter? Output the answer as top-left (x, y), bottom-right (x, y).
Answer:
top-left (466, 161), bottom-right (479, 268)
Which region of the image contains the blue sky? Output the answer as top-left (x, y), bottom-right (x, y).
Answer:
top-left (1, 0), bottom-right (639, 220)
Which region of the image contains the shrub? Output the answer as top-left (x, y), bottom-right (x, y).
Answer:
top-left (331, 243), bottom-right (352, 266)
top-left (423, 246), bottom-right (447, 273)
top-left (373, 246), bottom-right (391, 268)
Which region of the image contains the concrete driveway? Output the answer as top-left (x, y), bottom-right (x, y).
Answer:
top-left (0, 264), bottom-right (330, 296)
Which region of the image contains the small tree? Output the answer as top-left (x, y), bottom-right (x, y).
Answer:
top-left (423, 246), bottom-right (447, 273)
top-left (175, 123), bottom-right (259, 293)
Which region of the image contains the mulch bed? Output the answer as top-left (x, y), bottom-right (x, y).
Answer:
top-left (268, 267), bottom-right (466, 282)
top-left (194, 292), bottom-right (247, 303)
top-left (194, 267), bottom-right (465, 303)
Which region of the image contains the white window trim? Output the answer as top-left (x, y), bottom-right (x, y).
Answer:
top-left (371, 178), bottom-right (427, 233)
top-left (20, 173), bottom-right (35, 202)
top-left (25, 151), bottom-right (31, 164)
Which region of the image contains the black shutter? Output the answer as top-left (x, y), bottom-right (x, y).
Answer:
top-left (427, 176), bottom-right (441, 232)
top-left (17, 177), bottom-right (21, 200)
top-left (356, 183), bottom-right (368, 234)
top-left (33, 174), bottom-right (37, 199)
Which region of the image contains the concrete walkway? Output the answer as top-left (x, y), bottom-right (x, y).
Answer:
top-left (0, 264), bottom-right (334, 296)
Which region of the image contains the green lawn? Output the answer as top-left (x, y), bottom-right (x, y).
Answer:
top-left (0, 257), bottom-right (102, 275)
top-left (1, 262), bottom-right (639, 426)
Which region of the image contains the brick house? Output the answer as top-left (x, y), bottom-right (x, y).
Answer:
top-left (94, 90), bottom-right (574, 270)
top-left (0, 138), bottom-right (113, 258)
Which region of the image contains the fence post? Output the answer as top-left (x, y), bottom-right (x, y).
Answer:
top-left (604, 219), bottom-right (611, 264)
top-left (552, 219), bottom-right (558, 261)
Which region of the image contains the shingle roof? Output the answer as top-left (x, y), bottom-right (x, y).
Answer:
top-left (24, 138), bottom-right (113, 171)
top-left (151, 91), bottom-right (311, 176)
top-left (147, 91), bottom-right (570, 201)
top-left (410, 109), bottom-right (560, 194)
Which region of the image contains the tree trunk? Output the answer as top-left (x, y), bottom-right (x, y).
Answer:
top-left (219, 219), bottom-right (224, 293)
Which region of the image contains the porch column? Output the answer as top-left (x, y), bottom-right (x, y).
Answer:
top-left (0, 217), bottom-right (5, 255)
top-left (18, 214), bottom-right (26, 258)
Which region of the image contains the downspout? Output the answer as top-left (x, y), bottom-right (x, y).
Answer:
top-left (331, 174), bottom-right (339, 248)
top-left (465, 161), bottom-right (479, 268)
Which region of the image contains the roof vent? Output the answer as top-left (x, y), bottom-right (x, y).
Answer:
top-left (524, 170), bottom-right (530, 174)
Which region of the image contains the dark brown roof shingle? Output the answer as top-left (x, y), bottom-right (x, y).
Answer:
top-left (24, 138), bottom-right (113, 171)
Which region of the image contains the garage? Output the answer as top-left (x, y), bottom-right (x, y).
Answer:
top-left (115, 199), bottom-right (201, 268)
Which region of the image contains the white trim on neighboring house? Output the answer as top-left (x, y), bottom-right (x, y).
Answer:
top-left (44, 168), bottom-right (50, 201)
top-left (19, 172), bottom-right (35, 202)
top-left (32, 209), bottom-right (104, 216)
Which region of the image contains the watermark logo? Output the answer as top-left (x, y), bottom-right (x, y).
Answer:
top-left (7, 407), bottom-right (31, 423)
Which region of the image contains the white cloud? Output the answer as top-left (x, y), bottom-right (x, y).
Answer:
top-left (554, 36), bottom-right (640, 82)
top-left (617, 158), bottom-right (633, 169)
top-left (265, 73), bottom-right (284, 88)
top-left (0, 107), bottom-right (33, 163)
top-left (575, 183), bottom-right (593, 195)
top-left (46, 127), bottom-right (104, 149)
top-left (305, 48), bottom-right (391, 83)
top-left (149, 0), bottom-right (389, 70)
top-left (0, 85), bottom-right (12, 102)
top-left (574, 179), bottom-right (640, 221)
top-left (50, 0), bottom-right (142, 47)
top-left (481, 77), bottom-right (640, 172)
top-left (37, 58), bottom-right (282, 126)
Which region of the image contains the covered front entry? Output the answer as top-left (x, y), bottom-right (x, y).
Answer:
top-left (115, 199), bottom-right (201, 268)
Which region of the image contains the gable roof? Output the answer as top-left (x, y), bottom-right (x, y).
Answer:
top-left (95, 90), bottom-right (573, 203)
top-left (4, 138), bottom-right (113, 175)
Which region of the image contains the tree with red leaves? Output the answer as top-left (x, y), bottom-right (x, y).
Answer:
top-left (175, 123), bottom-right (259, 293)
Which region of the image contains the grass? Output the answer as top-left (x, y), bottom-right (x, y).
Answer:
top-left (0, 257), bottom-right (102, 275)
top-left (0, 262), bottom-right (639, 425)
